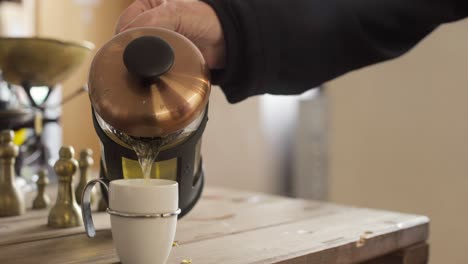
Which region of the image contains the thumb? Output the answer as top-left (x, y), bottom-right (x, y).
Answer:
top-left (119, 4), bottom-right (180, 33)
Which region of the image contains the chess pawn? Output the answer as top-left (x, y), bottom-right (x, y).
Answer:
top-left (32, 169), bottom-right (51, 209)
top-left (48, 146), bottom-right (83, 228)
top-left (0, 130), bottom-right (25, 216)
top-left (75, 149), bottom-right (95, 205)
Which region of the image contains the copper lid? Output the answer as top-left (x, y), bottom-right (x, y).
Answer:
top-left (88, 27), bottom-right (210, 138)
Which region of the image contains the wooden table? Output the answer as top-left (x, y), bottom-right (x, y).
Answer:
top-left (0, 186), bottom-right (429, 264)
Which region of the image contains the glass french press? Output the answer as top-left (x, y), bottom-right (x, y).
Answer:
top-left (86, 27), bottom-right (210, 218)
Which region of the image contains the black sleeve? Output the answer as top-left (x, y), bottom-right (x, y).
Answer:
top-left (200, 0), bottom-right (468, 103)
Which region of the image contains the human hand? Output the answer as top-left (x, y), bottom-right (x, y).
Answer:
top-left (116, 0), bottom-right (225, 69)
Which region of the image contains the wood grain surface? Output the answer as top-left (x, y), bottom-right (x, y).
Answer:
top-left (0, 186), bottom-right (429, 264)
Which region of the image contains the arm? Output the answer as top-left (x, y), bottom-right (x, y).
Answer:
top-left (202, 0), bottom-right (468, 103)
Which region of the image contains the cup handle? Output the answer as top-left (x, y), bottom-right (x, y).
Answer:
top-left (81, 179), bottom-right (109, 238)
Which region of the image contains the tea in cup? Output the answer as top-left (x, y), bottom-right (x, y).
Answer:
top-left (81, 179), bottom-right (180, 264)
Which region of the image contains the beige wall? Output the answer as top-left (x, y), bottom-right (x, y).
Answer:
top-left (202, 89), bottom-right (277, 193)
top-left (36, 0), bottom-right (133, 166)
top-left (327, 20), bottom-right (468, 263)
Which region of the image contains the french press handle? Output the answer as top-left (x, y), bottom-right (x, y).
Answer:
top-left (81, 179), bottom-right (109, 238)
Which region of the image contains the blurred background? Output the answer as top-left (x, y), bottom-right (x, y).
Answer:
top-left (1, 0), bottom-right (467, 263)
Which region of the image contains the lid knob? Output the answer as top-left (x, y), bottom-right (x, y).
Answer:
top-left (123, 36), bottom-right (175, 80)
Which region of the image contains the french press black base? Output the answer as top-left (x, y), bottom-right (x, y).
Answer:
top-left (92, 109), bottom-right (208, 218)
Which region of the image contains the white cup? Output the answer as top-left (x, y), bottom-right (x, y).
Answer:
top-left (81, 179), bottom-right (180, 264)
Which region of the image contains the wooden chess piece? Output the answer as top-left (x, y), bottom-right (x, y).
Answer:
top-left (32, 168), bottom-right (51, 209)
top-left (0, 130), bottom-right (25, 216)
top-left (75, 149), bottom-right (95, 205)
top-left (48, 146), bottom-right (83, 228)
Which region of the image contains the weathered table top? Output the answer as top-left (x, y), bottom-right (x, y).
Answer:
top-left (0, 186), bottom-right (429, 264)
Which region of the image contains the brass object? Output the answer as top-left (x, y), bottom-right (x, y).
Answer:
top-left (0, 37), bottom-right (94, 87)
top-left (88, 27), bottom-right (210, 137)
top-left (48, 146), bottom-right (83, 228)
top-left (32, 168), bottom-right (51, 209)
top-left (0, 130), bottom-right (25, 216)
top-left (75, 149), bottom-right (94, 205)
